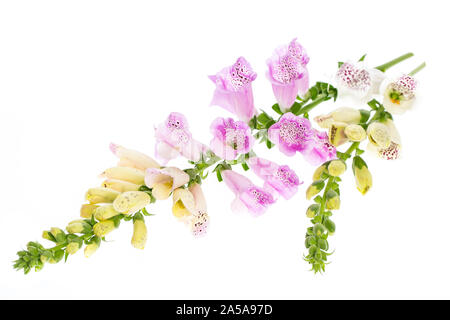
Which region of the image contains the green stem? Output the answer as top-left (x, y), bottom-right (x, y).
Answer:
top-left (49, 234), bottom-right (92, 252)
top-left (344, 142), bottom-right (360, 156)
top-left (298, 95), bottom-right (328, 115)
top-left (375, 52), bottom-right (414, 72)
top-left (409, 62), bottom-right (426, 76)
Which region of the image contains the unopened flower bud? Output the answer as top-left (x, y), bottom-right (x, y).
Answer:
top-left (314, 107), bottom-right (362, 129)
top-left (85, 187), bottom-right (120, 204)
top-left (113, 191), bottom-right (151, 215)
top-left (80, 204), bottom-right (99, 218)
top-left (40, 255), bottom-right (49, 264)
top-left (66, 242), bottom-right (80, 255)
top-left (305, 236), bottom-right (316, 249)
top-left (101, 167), bottom-right (146, 185)
top-left (325, 189), bottom-right (340, 210)
top-left (84, 242), bottom-right (99, 258)
top-left (94, 204), bottom-right (121, 221)
top-left (327, 160), bottom-right (346, 177)
top-left (352, 156), bottom-right (373, 195)
top-left (324, 218), bottom-right (336, 234)
top-left (65, 220), bottom-right (90, 234)
top-left (109, 143), bottom-right (160, 171)
top-left (42, 231), bottom-right (53, 241)
top-left (50, 228), bottom-right (66, 243)
top-left (308, 245), bottom-right (318, 256)
top-left (313, 223), bottom-right (326, 236)
top-left (317, 238), bottom-right (329, 251)
top-left (328, 122), bottom-right (349, 146)
top-left (306, 180), bottom-right (325, 200)
top-left (367, 122), bottom-right (391, 149)
top-left (93, 220), bottom-right (115, 238)
top-left (131, 219), bottom-right (147, 250)
top-left (101, 179), bottom-right (140, 193)
top-left (312, 164), bottom-right (328, 181)
top-left (344, 124), bottom-right (367, 142)
top-left (306, 204), bottom-right (320, 218)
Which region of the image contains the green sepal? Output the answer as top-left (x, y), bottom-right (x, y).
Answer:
top-left (352, 155), bottom-right (368, 173)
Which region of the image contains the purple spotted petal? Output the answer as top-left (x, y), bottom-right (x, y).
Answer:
top-left (302, 130), bottom-right (337, 165)
top-left (248, 157), bottom-right (302, 200)
top-left (154, 112), bottom-right (204, 164)
top-left (209, 57), bottom-right (257, 122)
top-left (267, 39), bottom-right (310, 111)
top-left (209, 117), bottom-right (254, 160)
top-left (268, 112), bottom-right (313, 156)
top-left (222, 170), bottom-right (275, 216)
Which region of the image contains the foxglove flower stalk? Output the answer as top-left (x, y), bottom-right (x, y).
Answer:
top-left (380, 75), bottom-right (417, 114)
top-left (209, 117), bottom-right (254, 160)
top-left (154, 112), bottom-right (206, 164)
top-left (209, 57), bottom-right (257, 122)
top-left (248, 157), bottom-right (302, 200)
top-left (145, 167), bottom-right (190, 200)
top-left (335, 62), bottom-right (384, 100)
top-left (221, 170), bottom-right (275, 216)
top-left (267, 38), bottom-right (310, 111)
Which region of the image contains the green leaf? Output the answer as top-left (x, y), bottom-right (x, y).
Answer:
top-left (367, 99), bottom-right (382, 110)
top-left (338, 61), bottom-right (344, 68)
top-left (290, 102), bottom-right (302, 115)
top-left (257, 111), bottom-right (272, 125)
top-left (272, 104), bottom-right (283, 115)
top-left (241, 162), bottom-right (249, 171)
top-left (358, 54), bottom-right (367, 62)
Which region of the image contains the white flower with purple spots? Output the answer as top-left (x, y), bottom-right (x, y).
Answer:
top-left (248, 157), bottom-right (302, 200)
top-left (381, 74), bottom-right (417, 114)
top-left (335, 62), bottom-right (385, 100)
top-left (209, 57), bottom-right (257, 122)
top-left (267, 38), bottom-right (310, 112)
top-left (209, 117), bottom-right (254, 160)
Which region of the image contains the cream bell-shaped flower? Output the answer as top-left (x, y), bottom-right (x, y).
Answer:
top-left (367, 119), bottom-right (401, 160)
top-left (314, 107), bottom-right (363, 129)
top-left (145, 167), bottom-right (189, 200)
top-left (366, 121), bottom-right (391, 149)
top-left (380, 75), bottom-right (417, 115)
top-left (131, 219), bottom-right (147, 250)
top-left (344, 124), bottom-right (367, 142)
top-left (109, 143), bottom-right (160, 171)
top-left (85, 187), bottom-right (120, 204)
top-left (101, 167), bottom-right (145, 185)
top-left (101, 179), bottom-right (140, 193)
top-left (113, 191), bottom-right (151, 215)
top-left (172, 188), bottom-right (196, 220)
top-left (187, 183), bottom-right (210, 237)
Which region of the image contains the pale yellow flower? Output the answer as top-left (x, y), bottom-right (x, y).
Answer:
top-left (113, 191), bottom-right (151, 215)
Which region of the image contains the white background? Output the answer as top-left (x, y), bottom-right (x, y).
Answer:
top-left (0, 0), bottom-right (449, 299)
